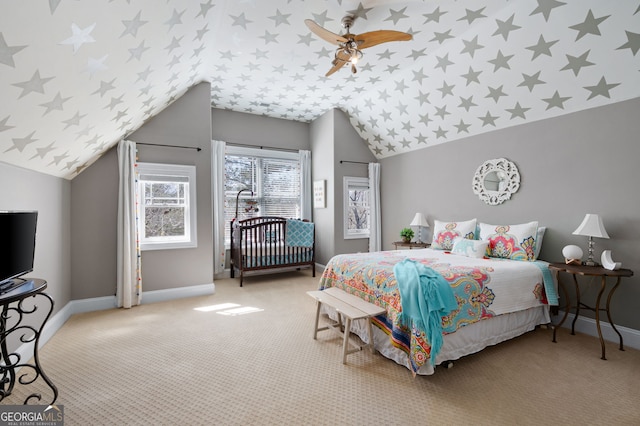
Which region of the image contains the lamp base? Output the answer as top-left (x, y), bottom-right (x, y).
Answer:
top-left (583, 237), bottom-right (599, 266)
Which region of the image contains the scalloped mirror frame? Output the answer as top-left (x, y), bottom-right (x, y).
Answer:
top-left (472, 158), bottom-right (521, 205)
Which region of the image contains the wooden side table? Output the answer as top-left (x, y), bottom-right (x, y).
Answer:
top-left (548, 263), bottom-right (634, 360)
top-left (393, 241), bottom-right (430, 250)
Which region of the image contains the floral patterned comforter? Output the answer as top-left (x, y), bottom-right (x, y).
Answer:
top-left (318, 249), bottom-right (551, 372)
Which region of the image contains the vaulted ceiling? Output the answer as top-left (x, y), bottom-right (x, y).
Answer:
top-left (1, 1), bottom-right (639, 179)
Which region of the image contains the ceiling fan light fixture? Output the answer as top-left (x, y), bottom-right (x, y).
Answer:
top-left (349, 48), bottom-right (362, 64)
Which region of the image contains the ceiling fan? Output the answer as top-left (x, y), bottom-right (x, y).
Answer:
top-left (305, 15), bottom-right (412, 77)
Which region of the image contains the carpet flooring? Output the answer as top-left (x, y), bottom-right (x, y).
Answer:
top-left (4, 271), bottom-right (640, 425)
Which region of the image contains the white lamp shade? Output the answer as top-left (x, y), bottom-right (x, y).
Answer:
top-left (572, 214), bottom-right (610, 239)
top-left (410, 213), bottom-right (429, 228)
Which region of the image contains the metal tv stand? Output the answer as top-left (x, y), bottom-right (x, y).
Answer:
top-left (0, 278), bottom-right (58, 404)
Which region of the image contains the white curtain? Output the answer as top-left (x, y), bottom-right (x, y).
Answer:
top-left (368, 162), bottom-right (381, 252)
top-left (212, 140), bottom-right (226, 275)
top-left (117, 140), bottom-right (142, 308)
top-left (299, 150), bottom-right (312, 221)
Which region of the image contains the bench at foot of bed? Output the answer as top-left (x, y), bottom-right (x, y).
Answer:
top-left (307, 287), bottom-right (385, 364)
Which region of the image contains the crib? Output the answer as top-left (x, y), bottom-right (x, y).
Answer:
top-left (230, 216), bottom-right (316, 286)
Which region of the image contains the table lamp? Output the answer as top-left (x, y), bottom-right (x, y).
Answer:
top-left (410, 213), bottom-right (429, 244)
top-left (572, 213), bottom-right (609, 266)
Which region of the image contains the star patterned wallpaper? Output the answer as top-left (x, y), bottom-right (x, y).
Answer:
top-left (1, 0), bottom-right (639, 179)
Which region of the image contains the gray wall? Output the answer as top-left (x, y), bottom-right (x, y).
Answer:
top-left (131, 83), bottom-right (213, 290)
top-left (212, 109), bottom-right (309, 151)
top-left (381, 96), bottom-right (640, 330)
top-left (70, 148), bottom-right (118, 299)
top-left (71, 82), bottom-right (213, 298)
top-left (332, 109), bottom-right (377, 257)
top-left (0, 162), bottom-right (71, 315)
top-left (309, 109), bottom-right (376, 265)
top-left (310, 110), bottom-right (335, 265)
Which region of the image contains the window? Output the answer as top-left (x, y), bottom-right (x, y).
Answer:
top-left (224, 146), bottom-right (301, 243)
top-left (343, 176), bottom-right (370, 239)
top-left (137, 163), bottom-right (197, 250)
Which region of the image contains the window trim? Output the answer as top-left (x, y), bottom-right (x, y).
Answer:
top-left (343, 176), bottom-right (370, 240)
top-left (226, 145), bottom-right (299, 161)
top-left (137, 162), bottom-right (197, 251)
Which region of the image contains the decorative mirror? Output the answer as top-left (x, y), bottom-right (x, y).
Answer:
top-left (472, 158), bottom-right (520, 205)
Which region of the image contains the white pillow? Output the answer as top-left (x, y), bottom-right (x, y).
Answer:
top-left (451, 239), bottom-right (489, 258)
top-left (534, 226), bottom-right (546, 259)
top-left (478, 221), bottom-right (539, 261)
top-left (431, 218), bottom-right (477, 250)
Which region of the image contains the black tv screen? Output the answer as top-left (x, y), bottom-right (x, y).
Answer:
top-left (0, 211), bottom-right (38, 285)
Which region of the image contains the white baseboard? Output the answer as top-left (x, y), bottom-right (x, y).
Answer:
top-left (140, 282), bottom-right (215, 305)
top-left (556, 310), bottom-right (640, 351)
top-left (20, 282), bottom-right (216, 362)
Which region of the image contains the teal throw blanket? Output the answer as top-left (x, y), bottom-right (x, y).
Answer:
top-left (393, 258), bottom-right (457, 367)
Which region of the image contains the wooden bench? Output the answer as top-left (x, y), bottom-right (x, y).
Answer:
top-left (307, 287), bottom-right (385, 364)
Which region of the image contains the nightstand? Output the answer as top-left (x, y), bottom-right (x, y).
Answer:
top-left (393, 241), bottom-right (430, 250)
top-left (548, 262), bottom-right (634, 360)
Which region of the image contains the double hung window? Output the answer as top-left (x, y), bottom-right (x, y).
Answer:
top-left (224, 146), bottom-right (301, 243)
top-left (343, 176), bottom-right (370, 239)
top-left (137, 163), bottom-right (197, 250)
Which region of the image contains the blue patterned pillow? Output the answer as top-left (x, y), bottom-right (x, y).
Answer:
top-left (451, 239), bottom-right (489, 258)
top-left (285, 220), bottom-right (314, 247)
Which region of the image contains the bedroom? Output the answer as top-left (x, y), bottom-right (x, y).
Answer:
top-left (1, 0), bottom-right (640, 421)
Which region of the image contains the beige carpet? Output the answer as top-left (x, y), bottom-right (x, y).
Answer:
top-left (5, 271), bottom-right (640, 425)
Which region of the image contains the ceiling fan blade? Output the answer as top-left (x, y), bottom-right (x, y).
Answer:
top-left (354, 30), bottom-right (412, 49)
top-left (325, 61), bottom-right (347, 77)
top-left (305, 19), bottom-right (348, 45)
top-left (325, 49), bottom-right (350, 76)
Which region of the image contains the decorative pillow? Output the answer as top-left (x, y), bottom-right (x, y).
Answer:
top-left (478, 221), bottom-right (539, 261)
top-left (431, 218), bottom-right (477, 250)
top-left (451, 238), bottom-right (489, 259)
top-left (534, 226), bottom-right (546, 259)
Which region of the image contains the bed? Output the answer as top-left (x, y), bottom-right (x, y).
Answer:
top-left (318, 244), bottom-right (557, 375)
top-left (230, 216), bottom-right (315, 286)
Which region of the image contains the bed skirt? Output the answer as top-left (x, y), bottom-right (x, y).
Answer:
top-left (323, 305), bottom-right (550, 375)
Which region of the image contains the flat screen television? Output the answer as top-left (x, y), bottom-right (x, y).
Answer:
top-left (0, 211), bottom-right (38, 287)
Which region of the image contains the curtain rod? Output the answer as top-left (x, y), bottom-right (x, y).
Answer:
top-left (136, 142), bottom-right (201, 152)
top-left (340, 160), bottom-right (370, 165)
top-left (226, 142), bottom-right (299, 153)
